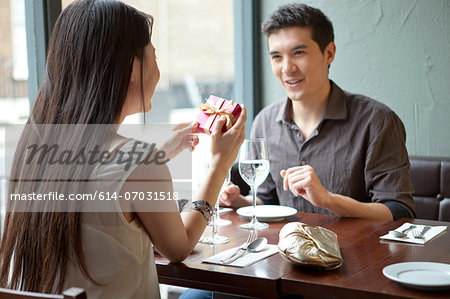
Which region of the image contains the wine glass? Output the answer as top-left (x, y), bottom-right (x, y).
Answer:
top-left (238, 138), bottom-right (270, 230)
top-left (199, 202), bottom-right (230, 244)
top-left (215, 170), bottom-right (232, 226)
top-left (198, 169), bottom-right (231, 244)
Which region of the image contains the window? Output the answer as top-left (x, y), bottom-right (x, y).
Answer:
top-left (0, 0), bottom-right (29, 125)
top-left (60, 1), bottom-right (235, 187)
top-left (62, 0), bottom-right (235, 125)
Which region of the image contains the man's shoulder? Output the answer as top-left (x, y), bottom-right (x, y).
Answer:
top-left (343, 89), bottom-right (395, 117)
top-left (340, 88), bottom-right (404, 131)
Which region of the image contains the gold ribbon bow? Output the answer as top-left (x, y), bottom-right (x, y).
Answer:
top-left (199, 98), bottom-right (236, 134)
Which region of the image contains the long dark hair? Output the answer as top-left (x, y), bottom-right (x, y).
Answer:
top-left (0, 0), bottom-right (153, 293)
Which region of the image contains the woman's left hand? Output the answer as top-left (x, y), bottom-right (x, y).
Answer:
top-left (161, 122), bottom-right (199, 160)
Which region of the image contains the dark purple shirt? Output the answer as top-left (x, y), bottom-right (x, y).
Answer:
top-left (250, 81), bottom-right (415, 219)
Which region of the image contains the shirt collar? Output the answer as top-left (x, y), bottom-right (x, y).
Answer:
top-left (276, 97), bottom-right (291, 123)
top-left (275, 80), bottom-right (347, 123)
top-left (323, 80), bottom-right (347, 120)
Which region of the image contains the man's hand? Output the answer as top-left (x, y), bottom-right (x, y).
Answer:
top-left (280, 165), bottom-right (394, 220)
top-left (218, 183), bottom-right (249, 208)
top-left (280, 165), bottom-right (330, 208)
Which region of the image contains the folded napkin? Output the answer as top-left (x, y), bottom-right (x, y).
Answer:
top-left (380, 223), bottom-right (447, 244)
top-left (203, 244), bottom-right (278, 267)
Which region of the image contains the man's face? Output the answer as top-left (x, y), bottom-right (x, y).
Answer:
top-left (268, 26), bottom-right (334, 103)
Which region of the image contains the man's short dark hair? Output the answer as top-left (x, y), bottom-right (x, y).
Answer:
top-left (261, 3), bottom-right (334, 53)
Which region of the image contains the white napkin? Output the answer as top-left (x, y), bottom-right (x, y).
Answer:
top-left (203, 244), bottom-right (278, 267)
top-left (380, 223), bottom-right (447, 244)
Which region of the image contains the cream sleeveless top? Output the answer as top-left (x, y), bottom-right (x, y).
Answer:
top-left (63, 139), bottom-right (160, 299)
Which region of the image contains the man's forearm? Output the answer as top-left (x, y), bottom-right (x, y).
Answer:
top-left (243, 195), bottom-right (264, 206)
top-left (325, 192), bottom-right (393, 221)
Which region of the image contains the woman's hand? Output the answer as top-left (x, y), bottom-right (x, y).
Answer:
top-left (160, 122), bottom-right (200, 160)
top-left (209, 106), bottom-right (246, 171)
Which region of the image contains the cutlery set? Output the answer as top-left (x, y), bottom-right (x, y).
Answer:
top-left (220, 230), bottom-right (268, 264)
top-left (389, 225), bottom-right (431, 239)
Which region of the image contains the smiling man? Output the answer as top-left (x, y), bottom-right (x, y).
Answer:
top-left (220, 3), bottom-right (415, 221)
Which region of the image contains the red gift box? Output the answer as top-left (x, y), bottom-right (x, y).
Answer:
top-left (194, 95), bottom-right (242, 134)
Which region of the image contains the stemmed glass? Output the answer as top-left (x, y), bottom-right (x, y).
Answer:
top-left (215, 170), bottom-right (232, 226)
top-left (238, 138), bottom-right (270, 230)
top-left (199, 172), bottom-right (231, 244)
top-left (199, 201), bottom-right (230, 244)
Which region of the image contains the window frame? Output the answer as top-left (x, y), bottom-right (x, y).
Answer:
top-left (233, 0), bottom-right (261, 137)
top-left (24, 0), bottom-right (61, 106)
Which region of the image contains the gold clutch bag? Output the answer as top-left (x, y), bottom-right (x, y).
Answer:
top-left (278, 222), bottom-right (343, 270)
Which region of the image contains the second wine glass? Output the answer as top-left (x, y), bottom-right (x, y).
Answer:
top-left (215, 170), bottom-right (232, 226)
top-left (238, 138), bottom-right (270, 230)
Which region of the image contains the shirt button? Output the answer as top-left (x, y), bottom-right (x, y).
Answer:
top-left (301, 161), bottom-right (306, 165)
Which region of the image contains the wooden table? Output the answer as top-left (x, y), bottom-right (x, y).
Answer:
top-left (155, 212), bottom-right (450, 298)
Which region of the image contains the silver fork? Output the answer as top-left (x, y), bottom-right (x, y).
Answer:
top-left (221, 229), bottom-right (257, 263)
top-left (412, 226), bottom-right (431, 239)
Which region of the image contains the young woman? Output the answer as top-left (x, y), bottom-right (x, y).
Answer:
top-left (0, 1), bottom-right (245, 298)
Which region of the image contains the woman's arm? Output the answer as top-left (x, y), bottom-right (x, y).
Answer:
top-left (121, 108), bottom-right (246, 262)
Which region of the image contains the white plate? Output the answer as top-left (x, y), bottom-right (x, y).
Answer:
top-left (382, 262), bottom-right (450, 290)
top-left (236, 205), bottom-right (297, 222)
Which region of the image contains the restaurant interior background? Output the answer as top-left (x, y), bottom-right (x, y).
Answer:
top-left (0, 0), bottom-right (449, 228)
top-left (0, 0), bottom-right (449, 297)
